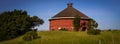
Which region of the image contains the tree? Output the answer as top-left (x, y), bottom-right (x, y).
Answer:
top-left (88, 19), bottom-right (98, 30)
top-left (0, 9), bottom-right (44, 41)
top-left (87, 19), bottom-right (100, 35)
top-left (73, 15), bottom-right (81, 31)
top-left (31, 16), bottom-right (44, 28)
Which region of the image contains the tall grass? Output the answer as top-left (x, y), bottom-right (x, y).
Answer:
top-left (0, 31), bottom-right (120, 44)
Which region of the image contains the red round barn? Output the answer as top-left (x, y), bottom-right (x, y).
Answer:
top-left (49, 2), bottom-right (91, 31)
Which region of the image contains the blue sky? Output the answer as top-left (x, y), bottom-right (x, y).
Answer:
top-left (0, 0), bottom-right (120, 30)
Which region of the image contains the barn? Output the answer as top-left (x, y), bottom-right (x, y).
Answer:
top-left (49, 2), bottom-right (91, 31)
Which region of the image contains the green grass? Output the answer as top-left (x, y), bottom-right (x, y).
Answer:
top-left (0, 31), bottom-right (120, 44)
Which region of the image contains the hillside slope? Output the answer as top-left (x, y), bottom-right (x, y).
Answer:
top-left (0, 31), bottom-right (120, 44)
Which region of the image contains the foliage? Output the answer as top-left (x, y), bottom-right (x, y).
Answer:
top-left (87, 19), bottom-right (99, 35)
top-left (108, 29), bottom-right (112, 31)
top-left (73, 15), bottom-right (81, 31)
top-left (31, 16), bottom-right (44, 28)
top-left (0, 9), bottom-right (44, 41)
top-left (22, 31), bottom-right (40, 41)
top-left (87, 29), bottom-right (101, 35)
top-left (59, 28), bottom-right (68, 31)
top-left (88, 19), bottom-right (98, 30)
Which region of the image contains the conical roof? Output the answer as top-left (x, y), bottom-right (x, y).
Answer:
top-left (51, 2), bottom-right (90, 19)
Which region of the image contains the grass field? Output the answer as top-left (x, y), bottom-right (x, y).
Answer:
top-left (0, 31), bottom-right (120, 44)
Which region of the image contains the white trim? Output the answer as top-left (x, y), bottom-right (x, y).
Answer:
top-left (49, 17), bottom-right (91, 20)
top-left (51, 17), bottom-right (75, 19)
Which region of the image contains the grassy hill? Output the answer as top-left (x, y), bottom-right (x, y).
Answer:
top-left (0, 31), bottom-right (120, 44)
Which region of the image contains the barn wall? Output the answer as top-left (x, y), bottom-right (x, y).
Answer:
top-left (49, 19), bottom-right (89, 31)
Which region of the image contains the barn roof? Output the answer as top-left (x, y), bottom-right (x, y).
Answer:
top-left (50, 2), bottom-right (90, 20)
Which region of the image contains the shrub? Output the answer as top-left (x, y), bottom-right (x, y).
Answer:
top-left (22, 31), bottom-right (40, 41)
top-left (59, 28), bottom-right (68, 31)
top-left (108, 29), bottom-right (111, 31)
top-left (87, 29), bottom-right (101, 35)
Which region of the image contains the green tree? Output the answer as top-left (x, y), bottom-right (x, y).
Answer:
top-left (88, 19), bottom-right (98, 30)
top-left (31, 16), bottom-right (44, 28)
top-left (73, 15), bottom-right (81, 31)
top-left (0, 9), bottom-right (44, 41)
top-left (87, 19), bottom-right (100, 35)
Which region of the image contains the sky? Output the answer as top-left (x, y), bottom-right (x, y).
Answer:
top-left (0, 0), bottom-right (120, 30)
